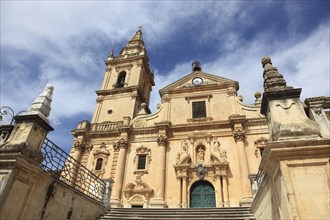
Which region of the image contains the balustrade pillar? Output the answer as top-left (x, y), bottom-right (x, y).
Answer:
top-left (111, 138), bottom-right (128, 207)
top-left (233, 130), bottom-right (252, 206)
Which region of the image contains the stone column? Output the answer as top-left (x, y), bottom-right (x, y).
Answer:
top-left (110, 138), bottom-right (128, 207)
top-left (150, 135), bottom-right (168, 208)
top-left (233, 130), bottom-right (252, 206)
top-left (182, 176), bottom-right (187, 208)
top-left (222, 176), bottom-right (229, 207)
top-left (68, 141), bottom-right (85, 186)
top-left (216, 175), bottom-right (222, 207)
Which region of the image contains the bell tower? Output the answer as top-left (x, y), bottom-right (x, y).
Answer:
top-left (92, 28), bottom-right (155, 123)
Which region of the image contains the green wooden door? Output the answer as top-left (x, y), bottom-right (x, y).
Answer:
top-left (190, 181), bottom-right (216, 208)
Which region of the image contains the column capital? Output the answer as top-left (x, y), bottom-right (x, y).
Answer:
top-left (114, 138), bottom-right (129, 150)
top-left (233, 130), bottom-right (246, 142)
top-left (157, 135), bottom-right (168, 146)
top-left (74, 141), bottom-right (86, 152)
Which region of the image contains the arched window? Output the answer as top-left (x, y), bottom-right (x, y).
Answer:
top-left (116, 71), bottom-right (126, 88)
top-left (95, 158), bottom-right (103, 170)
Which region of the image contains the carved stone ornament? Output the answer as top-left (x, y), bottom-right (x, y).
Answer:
top-left (156, 135), bottom-right (168, 146)
top-left (131, 91), bottom-right (138, 99)
top-left (114, 138), bottom-right (129, 150)
top-left (311, 105), bottom-right (323, 115)
top-left (233, 130), bottom-right (246, 142)
top-left (123, 174), bottom-right (154, 200)
top-left (133, 119), bottom-right (145, 128)
top-left (227, 87), bottom-right (237, 96)
top-left (211, 139), bottom-right (228, 163)
top-left (196, 164), bottom-right (207, 180)
top-left (74, 141), bottom-right (86, 152)
top-left (93, 142), bottom-right (110, 156)
top-left (181, 138), bottom-right (188, 152)
top-left (96, 97), bottom-right (103, 103)
top-left (162, 94), bottom-right (171, 103)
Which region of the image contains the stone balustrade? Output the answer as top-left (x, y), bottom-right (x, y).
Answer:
top-left (90, 121), bottom-right (123, 132)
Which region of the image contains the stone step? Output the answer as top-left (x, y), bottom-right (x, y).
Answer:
top-left (98, 207), bottom-right (256, 220)
top-left (109, 207), bottom-right (252, 212)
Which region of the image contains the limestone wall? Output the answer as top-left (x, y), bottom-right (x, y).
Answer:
top-left (251, 146), bottom-right (330, 220)
top-left (251, 175), bottom-right (281, 219)
top-left (0, 156), bottom-right (107, 220)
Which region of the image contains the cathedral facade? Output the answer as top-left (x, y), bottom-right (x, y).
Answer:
top-left (69, 29), bottom-right (270, 208)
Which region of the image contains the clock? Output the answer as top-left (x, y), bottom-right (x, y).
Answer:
top-left (192, 77), bottom-right (203, 85)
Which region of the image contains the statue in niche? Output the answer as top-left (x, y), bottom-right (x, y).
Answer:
top-left (197, 146), bottom-right (205, 161)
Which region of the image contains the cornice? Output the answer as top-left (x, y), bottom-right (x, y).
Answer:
top-left (160, 83), bottom-right (236, 96)
top-left (96, 85), bottom-right (142, 96)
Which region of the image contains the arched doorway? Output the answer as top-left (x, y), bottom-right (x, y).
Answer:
top-left (190, 180), bottom-right (216, 208)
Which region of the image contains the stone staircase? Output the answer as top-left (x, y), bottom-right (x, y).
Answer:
top-left (98, 207), bottom-right (256, 220)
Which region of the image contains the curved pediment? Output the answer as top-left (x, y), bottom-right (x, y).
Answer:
top-left (177, 154), bottom-right (192, 165)
top-left (123, 175), bottom-right (154, 199)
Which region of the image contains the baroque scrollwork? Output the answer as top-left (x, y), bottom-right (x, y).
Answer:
top-left (162, 94), bottom-right (171, 103)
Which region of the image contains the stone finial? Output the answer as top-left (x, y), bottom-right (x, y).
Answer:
top-left (261, 57), bottom-right (293, 92)
top-left (27, 84), bottom-right (54, 119)
top-left (254, 92), bottom-right (262, 105)
top-left (137, 103), bottom-right (148, 115)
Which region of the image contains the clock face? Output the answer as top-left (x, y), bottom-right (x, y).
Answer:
top-left (192, 77), bottom-right (203, 85)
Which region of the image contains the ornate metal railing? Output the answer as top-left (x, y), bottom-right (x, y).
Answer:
top-left (255, 169), bottom-right (264, 187)
top-left (40, 138), bottom-right (106, 203)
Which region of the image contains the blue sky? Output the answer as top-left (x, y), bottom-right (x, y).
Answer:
top-left (1, 1), bottom-right (329, 152)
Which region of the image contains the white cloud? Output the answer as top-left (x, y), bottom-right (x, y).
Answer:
top-left (1, 1), bottom-right (329, 144)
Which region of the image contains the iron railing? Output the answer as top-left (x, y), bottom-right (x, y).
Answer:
top-left (255, 169), bottom-right (264, 187)
top-left (40, 138), bottom-right (106, 203)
